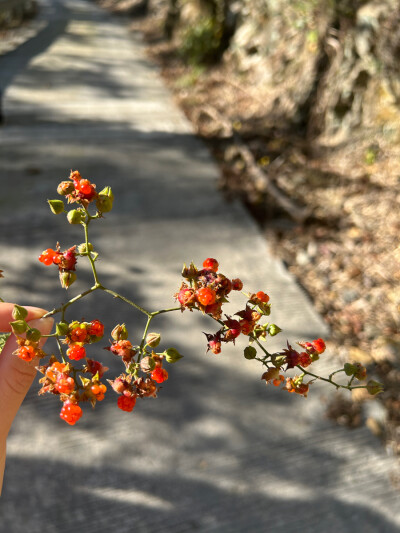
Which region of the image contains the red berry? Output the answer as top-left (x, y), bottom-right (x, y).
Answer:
top-left (256, 291), bottom-right (270, 303)
top-left (86, 359), bottom-right (108, 378)
top-left (203, 258), bottom-right (219, 272)
top-left (74, 178), bottom-right (96, 200)
top-left (209, 339), bottom-right (221, 354)
top-left (87, 320), bottom-right (104, 337)
top-left (239, 319), bottom-right (254, 336)
top-left (224, 318), bottom-right (241, 340)
top-left (46, 362), bottom-right (67, 380)
top-left (298, 352), bottom-right (312, 367)
top-left (151, 367), bottom-right (168, 384)
top-left (196, 287), bottom-right (217, 306)
top-left (61, 247), bottom-right (77, 271)
top-left (177, 288), bottom-right (195, 307)
top-left (312, 338), bottom-right (326, 354)
top-left (38, 248), bottom-right (59, 266)
top-left (231, 278), bottom-right (243, 291)
top-left (55, 375), bottom-right (75, 394)
top-left (110, 340), bottom-right (134, 361)
top-left (204, 302), bottom-right (222, 319)
top-left (70, 325), bottom-right (88, 343)
top-left (60, 401), bottom-right (82, 425)
top-left (117, 395), bottom-right (136, 412)
top-left (66, 344), bottom-right (86, 361)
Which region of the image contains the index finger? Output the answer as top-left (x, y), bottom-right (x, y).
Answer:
top-left (0, 302), bottom-right (49, 332)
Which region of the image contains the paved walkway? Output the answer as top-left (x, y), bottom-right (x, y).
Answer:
top-left (0, 1), bottom-right (399, 531)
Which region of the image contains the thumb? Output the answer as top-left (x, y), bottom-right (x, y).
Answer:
top-left (0, 316), bottom-right (53, 438)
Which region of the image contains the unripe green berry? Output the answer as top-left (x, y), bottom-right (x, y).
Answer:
top-left (140, 356), bottom-right (156, 372)
top-left (26, 328), bottom-right (41, 342)
top-left (10, 320), bottom-right (28, 334)
top-left (344, 363), bottom-right (357, 376)
top-left (12, 304), bottom-right (28, 321)
top-left (268, 324), bottom-right (282, 336)
top-left (67, 209), bottom-right (85, 225)
top-left (111, 324), bottom-right (129, 341)
top-left (77, 242), bottom-right (93, 254)
top-left (57, 181), bottom-right (75, 196)
top-left (96, 186), bottom-right (114, 213)
top-left (244, 346), bottom-right (257, 360)
top-left (163, 347), bottom-right (183, 363)
top-left (146, 332), bottom-right (161, 348)
top-left (59, 270), bottom-right (77, 289)
top-left (48, 199), bottom-right (65, 214)
top-left (366, 380), bottom-right (384, 395)
top-left (56, 321), bottom-right (70, 336)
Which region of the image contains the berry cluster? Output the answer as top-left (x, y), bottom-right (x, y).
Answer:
top-left (3, 170), bottom-right (383, 426)
top-left (106, 327), bottom-right (173, 414)
top-left (176, 258), bottom-right (243, 320)
top-left (35, 319), bottom-right (109, 424)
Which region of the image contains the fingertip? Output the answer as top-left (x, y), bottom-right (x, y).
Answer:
top-left (27, 317), bottom-right (54, 337)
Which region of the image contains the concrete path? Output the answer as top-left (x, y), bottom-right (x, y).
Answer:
top-left (0, 1), bottom-right (399, 531)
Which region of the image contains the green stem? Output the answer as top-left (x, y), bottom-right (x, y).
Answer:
top-left (83, 220), bottom-right (100, 286)
top-left (100, 287), bottom-right (151, 317)
top-left (347, 374), bottom-right (356, 388)
top-left (297, 365), bottom-right (367, 391)
top-left (328, 368), bottom-right (346, 381)
top-left (56, 336), bottom-right (66, 364)
top-left (42, 285), bottom-right (100, 320)
top-left (252, 335), bottom-right (272, 359)
top-left (139, 315), bottom-right (153, 355)
top-left (151, 307), bottom-right (182, 317)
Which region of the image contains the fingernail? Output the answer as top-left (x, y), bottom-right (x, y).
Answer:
top-left (24, 306), bottom-right (49, 320)
top-left (27, 317), bottom-right (54, 336)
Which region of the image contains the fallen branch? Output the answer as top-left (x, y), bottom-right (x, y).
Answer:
top-left (194, 105), bottom-right (310, 223)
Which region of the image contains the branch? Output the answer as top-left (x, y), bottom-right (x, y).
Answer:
top-left (195, 105), bottom-right (310, 223)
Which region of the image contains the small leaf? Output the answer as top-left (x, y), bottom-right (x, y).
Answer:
top-left (0, 332), bottom-right (10, 353)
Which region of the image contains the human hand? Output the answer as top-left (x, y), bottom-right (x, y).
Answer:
top-left (0, 303), bottom-right (53, 495)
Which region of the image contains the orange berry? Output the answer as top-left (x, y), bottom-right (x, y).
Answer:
top-left (312, 338), bottom-right (326, 354)
top-left (117, 395), bottom-right (136, 412)
top-left (151, 367), bottom-right (168, 384)
top-left (203, 258), bottom-right (219, 272)
top-left (87, 320), bottom-right (104, 337)
top-left (196, 287), bottom-right (216, 306)
top-left (38, 248), bottom-right (59, 266)
top-left (272, 375), bottom-right (285, 387)
top-left (66, 344), bottom-right (86, 361)
top-left (70, 326), bottom-right (88, 343)
top-left (256, 291), bottom-right (270, 303)
top-left (60, 401), bottom-right (82, 425)
top-left (17, 345), bottom-right (36, 362)
top-left (239, 319), bottom-right (254, 335)
top-left (55, 375), bottom-right (75, 394)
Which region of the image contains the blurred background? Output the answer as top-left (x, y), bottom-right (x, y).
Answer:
top-left (0, 0), bottom-right (399, 530)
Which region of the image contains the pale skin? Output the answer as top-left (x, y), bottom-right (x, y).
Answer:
top-left (0, 302), bottom-right (53, 496)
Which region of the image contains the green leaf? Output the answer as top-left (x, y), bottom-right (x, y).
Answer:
top-left (0, 332), bottom-right (11, 353)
